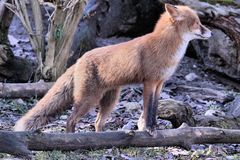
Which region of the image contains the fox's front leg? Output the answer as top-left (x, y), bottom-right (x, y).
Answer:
top-left (138, 81), bottom-right (164, 135)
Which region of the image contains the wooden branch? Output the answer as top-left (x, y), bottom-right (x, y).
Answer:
top-left (172, 85), bottom-right (234, 103)
top-left (0, 81), bottom-right (53, 98)
top-left (0, 0), bottom-right (13, 44)
top-left (212, 72), bottom-right (240, 91)
top-left (0, 131), bottom-right (32, 158)
top-left (30, 0), bottom-right (45, 73)
top-left (0, 44), bottom-right (12, 65)
top-left (1, 126), bottom-right (240, 158)
top-left (0, 0), bottom-right (7, 22)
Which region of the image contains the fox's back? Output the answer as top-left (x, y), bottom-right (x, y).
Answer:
top-left (75, 36), bottom-right (147, 87)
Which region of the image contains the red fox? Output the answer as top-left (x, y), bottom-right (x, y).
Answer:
top-left (14, 4), bottom-right (211, 134)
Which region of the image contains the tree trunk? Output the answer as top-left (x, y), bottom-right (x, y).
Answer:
top-left (42, 0), bottom-right (87, 80)
top-left (0, 0), bottom-right (33, 82)
top-left (1, 126), bottom-right (240, 158)
top-left (0, 0), bottom-right (12, 45)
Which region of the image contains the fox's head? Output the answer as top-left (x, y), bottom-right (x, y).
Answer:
top-left (165, 3), bottom-right (212, 41)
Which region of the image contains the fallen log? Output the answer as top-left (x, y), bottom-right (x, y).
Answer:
top-left (172, 85), bottom-right (234, 103)
top-left (0, 81), bottom-right (53, 98)
top-left (1, 125), bottom-right (240, 158)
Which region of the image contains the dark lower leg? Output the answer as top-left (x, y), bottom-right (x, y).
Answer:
top-left (146, 93), bottom-right (156, 129)
top-left (142, 81), bottom-right (163, 134)
top-left (142, 82), bottom-right (158, 132)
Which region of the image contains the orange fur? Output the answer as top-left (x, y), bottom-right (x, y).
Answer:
top-left (14, 4), bottom-right (211, 133)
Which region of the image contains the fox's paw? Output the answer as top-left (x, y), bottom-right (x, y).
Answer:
top-left (14, 119), bottom-right (26, 131)
top-left (137, 114), bottom-right (146, 131)
top-left (146, 126), bottom-right (157, 137)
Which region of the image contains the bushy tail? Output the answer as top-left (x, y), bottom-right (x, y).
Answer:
top-left (14, 65), bottom-right (75, 131)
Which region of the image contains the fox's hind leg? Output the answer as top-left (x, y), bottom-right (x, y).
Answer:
top-left (95, 87), bottom-right (120, 132)
top-left (66, 91), bottom-right (104, 133)
top-left (66, 101), bottom-right (91, 133)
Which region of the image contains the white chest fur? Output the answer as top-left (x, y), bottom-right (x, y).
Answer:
top-left (174, 39), bottom-right (189, 61)
top-left (162, 34), bottom-right (191, 80)
top-left (174, 33), bottom-right (193, 62)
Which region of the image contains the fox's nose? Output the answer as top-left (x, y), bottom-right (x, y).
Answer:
top-left (211, 32), bottom-right (213, 36)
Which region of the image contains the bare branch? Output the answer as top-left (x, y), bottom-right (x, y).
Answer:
top-left (1, 126), bottom-right (240, 158)
top-left (0, 81), bottom-right (53, 98)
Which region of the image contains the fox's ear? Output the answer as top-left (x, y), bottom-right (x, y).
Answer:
top-left (165, 3), bottom-right (183, 21)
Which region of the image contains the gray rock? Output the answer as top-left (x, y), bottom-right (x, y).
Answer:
top-left (226, 156), bottom-right (235, 160)
top-left (185, 72), bottom-right (198, 81)
top-left (225, 96), bottom-right (240, 118)
top-left (60, 115), bottom-right (68, 120)
top-left (204, 109), bottom-right (225, 116)
top-left (15, 99), bottom-right (25, 105)
top-left (124, 102), bottom-right (141, 111)
top-left (8, 35), bottom-right (19, 46)
top-left (160, 92), bottom-right (171, 99)
top-left (122, 120), bottom-right (135, 130)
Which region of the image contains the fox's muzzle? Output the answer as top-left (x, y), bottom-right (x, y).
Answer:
top-left (196, 24), bottom-right (212, 39)
top-left (200, 25), bottom-right (205, 35)
top-left (200, 24), bottom-right (212, 37)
